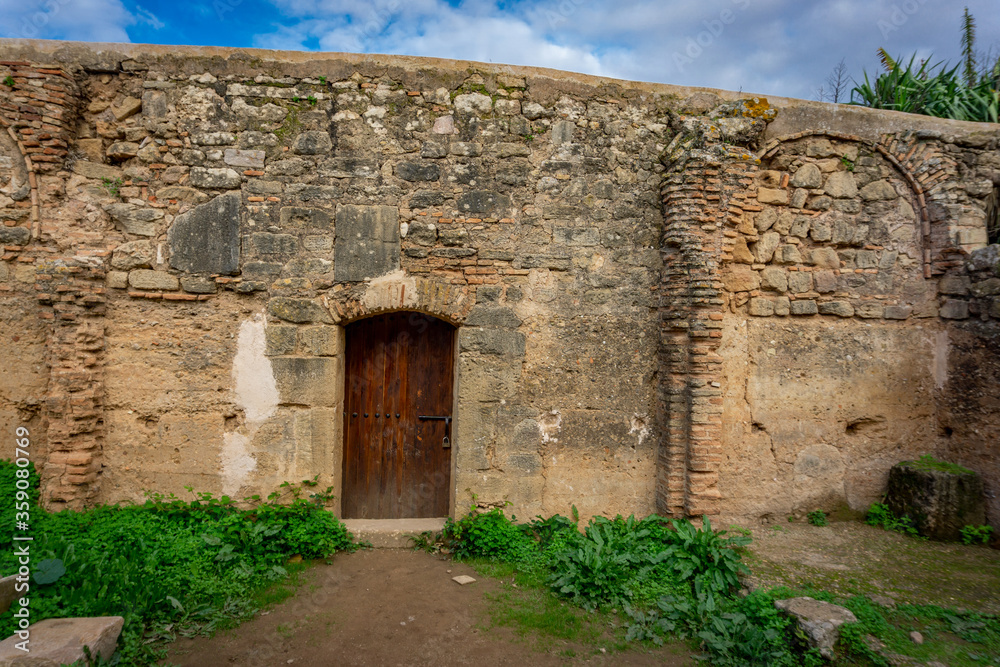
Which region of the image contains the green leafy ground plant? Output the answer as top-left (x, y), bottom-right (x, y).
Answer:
top-left (807, 510), bottom-right (828, 527)
top-left (417, 504), bottom-right (1000, 665)
top-left (0, 462), bottom-right (356, 665)
top-left (866, 502), bottom-right (920, 537)
top-left (961, 524), bottom-right (993, 545)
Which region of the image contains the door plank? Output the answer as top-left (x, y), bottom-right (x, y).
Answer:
top-left (342, 313), bottom-right (454, 519)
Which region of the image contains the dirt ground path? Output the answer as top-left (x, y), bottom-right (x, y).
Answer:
top-left (165, 522), bottom-right (1000, 666)
top-left (165, 549), bottom-right (692, 667)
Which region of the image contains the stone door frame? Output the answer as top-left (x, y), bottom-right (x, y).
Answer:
top-left (323, 273), bottom-right (474, 518)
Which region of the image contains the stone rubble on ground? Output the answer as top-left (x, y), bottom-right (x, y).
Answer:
top-left (0, 616), bottom-right (124, 666)
top-left (774, 596), bottom-right (857, 660)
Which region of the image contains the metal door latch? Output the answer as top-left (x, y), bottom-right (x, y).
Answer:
top-left (417, 415), bottom-right (451, 426)
top-left (418, 415), bottom-right (452, 448)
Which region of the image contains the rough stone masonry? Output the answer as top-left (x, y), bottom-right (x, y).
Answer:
top-left (0, 40), bottom-right (998, 528)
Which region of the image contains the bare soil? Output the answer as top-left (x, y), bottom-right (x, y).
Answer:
top-left (165, 522), bottom-right (1000, 667)
top-left (164, 549), bottom-right (692, 667)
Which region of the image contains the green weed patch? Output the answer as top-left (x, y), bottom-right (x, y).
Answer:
top-left (0, 462), bottom-right (356, 665)
top-left (416, 504), bottom-right (1000, 666)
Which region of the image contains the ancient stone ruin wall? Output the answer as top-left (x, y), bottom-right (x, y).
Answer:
top-left (0, 40), bottom-right (997, 527)
top-left (708, 127), bottom-right (1000, 524)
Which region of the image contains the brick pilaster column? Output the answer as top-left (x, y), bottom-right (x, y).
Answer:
top-left (657, 150), bottom-right (759, 517)
top-left (35, 259), bottom-right (107, 509)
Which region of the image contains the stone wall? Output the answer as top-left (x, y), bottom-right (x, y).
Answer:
top-left (0, 40), bottom-right (998, 527)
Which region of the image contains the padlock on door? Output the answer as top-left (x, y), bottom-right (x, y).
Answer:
top-left (442, 435), bottom-right (451, 449)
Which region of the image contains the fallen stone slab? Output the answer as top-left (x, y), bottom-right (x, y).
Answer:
top-left (452, 575), bottom-right (476, 586)
top-left (774, 597), bottom-right (857, 659)
top-left (0, 616), bottom-right (123, 666)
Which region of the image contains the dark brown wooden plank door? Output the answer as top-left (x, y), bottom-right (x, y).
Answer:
top-left (342, 313), bottom-right (455, 518)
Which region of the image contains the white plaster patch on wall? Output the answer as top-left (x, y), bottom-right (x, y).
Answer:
top-left (629, 413), bottom-right (650, 445)
top-left (538, 409), bottom-right (562, 443)
top-left (221, 432), bottom-right (256, 496)
top-left (232, 313), bottom-right (279, 424)
top-left (933, 330), bottom-right (950, 389)
top-left (220, 312), bottom-right (279, 495)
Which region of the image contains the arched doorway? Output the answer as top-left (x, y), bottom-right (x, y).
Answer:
top-left (342, 311), bottom-right (456, 518)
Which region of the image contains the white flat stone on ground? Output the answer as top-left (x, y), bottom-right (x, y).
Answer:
top-left (775, 597), bottom-right (857, 659)
top-left (0, 616), bottom-right (124, 666)
top-left (451, 575), bottom-right (476, 586)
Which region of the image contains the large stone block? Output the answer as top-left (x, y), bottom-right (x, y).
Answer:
top-left (271, 356), bottom-right (343, 407)
top-left (0, 616), bottom-right (124, 665)
top-left (757, 188), bottom-right (789, 205)
top-left (279, 206), bottom-right (333, 231)
top-left (760, 267), bottom-right (788, 292)
top-left (753, 231), bottom-right (781, 263)
top-left (111, 240), bottom-right (153, 270)
top-left (721, 265), bottom-right (760, 292)
top-left (189, 167), bottom-right (242, 189)
top-left (458, 358), bottom-right (521, 401)
top-left (787, 271), bottom-right (813, 294)
top-left (410, 190), bottom-right (448, 209)
top-left (72, 160), bottom-right (122, 181)
top-left (823, 171), bottom-right (858, 198)
top-left (886, 459), bottom-right (986, 541)
top-left (180, 275), bottom-right (217, 294)
top-left (790, 299), bottom-right (818, 315)
top-left (0, 226), bottom-right (30, 245)
top-left (397, 162), bottom-right (440, 182)
top-left (223, 148), bottom-right (266, 169)
top-left (459, 328), bottom-right (526, 357)
top-left (464, 305), bottom-right (522, 328)
top-left (790, 163), bottom-right (823, 188)
top-left (142, 90), bottom-right (168, 118)
top-left (334, 204), bottom-right (400, 281)
top-left (456, 190), bottom-right (511, 215)
top-left (251, 233), bottom-right (299, 255)
top-left (454, 92), bottom-right (492, 114)
top-left (774, 598), bottom-right (856, 660)
top-left (168, 192), bottom-right (241, 275)
top-left (105, 203), bottom-right (165, 237)
top-left (818, 300), bottom-right (854, 317)
top-left (128, 270), bottom-right (179, 291)
top-left (268, 297), bottom-right (333, 324)
top-left (299, 325), bottom-right (344, 356)
top-left (265, 324), bottom-right (298, 355)
top-left (292, 131), bottom-right (333, 155)
top-left (156, 186), bottom-right (210, 204)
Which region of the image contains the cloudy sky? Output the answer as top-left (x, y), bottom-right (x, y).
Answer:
top-left (1, 0), bottom-right (998, 101)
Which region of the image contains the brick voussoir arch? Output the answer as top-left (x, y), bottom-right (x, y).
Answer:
top-left (758, 129), bottom-right (954, 279)
top-left (323, 272), bottom-right (476, 326)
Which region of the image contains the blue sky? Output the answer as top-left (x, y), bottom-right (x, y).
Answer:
top-left (1, 0), bottom-right (999, 102)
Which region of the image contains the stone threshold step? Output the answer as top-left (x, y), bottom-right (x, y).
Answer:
top-left (342, 518), bottom-right (447, 549)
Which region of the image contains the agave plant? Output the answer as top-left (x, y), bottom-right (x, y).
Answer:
top-left (850, 51), bottom-right (999, 123)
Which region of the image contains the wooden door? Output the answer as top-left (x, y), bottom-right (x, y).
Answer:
top-left (342, 312), bottom-right (455, 519)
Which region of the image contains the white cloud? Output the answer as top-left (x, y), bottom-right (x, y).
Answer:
top-left (0, 0), bottom-right (136, 42)
top-left (247, 0), bottom-right (1000, 100)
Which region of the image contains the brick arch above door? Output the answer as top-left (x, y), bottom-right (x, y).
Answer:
top-left (324, 271), bottom-right (476, 326)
